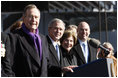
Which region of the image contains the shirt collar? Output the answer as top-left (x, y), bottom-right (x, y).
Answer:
top-left (78, 39), bottom-right (87, 46)
top-left (48, 35), bottom-right (58, 47)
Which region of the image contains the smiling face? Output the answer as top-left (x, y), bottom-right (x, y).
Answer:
top-left (23, 8), bottom-right (40, 33)
top-left (62, 36), bottom-right (74, 52)
top-left (77, 22), bottom-right (90, 42)
top-left (49, 21), bottom-right (65, 42)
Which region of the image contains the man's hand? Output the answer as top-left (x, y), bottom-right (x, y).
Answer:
top-left (62, 65), bottom-right (78, 73)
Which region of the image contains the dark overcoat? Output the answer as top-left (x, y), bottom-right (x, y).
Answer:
top-left (9, 28), bottom-right (49, 77)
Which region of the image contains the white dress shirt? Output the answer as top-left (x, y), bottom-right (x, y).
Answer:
top-left (48, 36), bottom-right (60, 60)
top-left (78, 39), bottom-right (89, 63)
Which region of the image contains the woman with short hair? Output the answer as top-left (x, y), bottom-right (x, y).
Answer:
top-left (60, 30), bottom-right (78, 67)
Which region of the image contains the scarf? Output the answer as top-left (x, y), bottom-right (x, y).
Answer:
top-left (22, 23), bottom-right (42, 60)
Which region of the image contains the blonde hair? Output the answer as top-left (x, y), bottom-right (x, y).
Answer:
top-left (66, 25), bottom-right (78, 37)
top-left (102, 42), bottom-right (114, 55)
top-left (66, 25), bottom-right (77, 30)
top-left (60, 30), bottom-right (77, 45)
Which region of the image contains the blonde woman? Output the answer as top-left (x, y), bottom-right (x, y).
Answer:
top-left (60, 30), bottom-right (77, 67)
top-left (97, 42), bottom-right (117, 77)
top-left (66, 25), bottom-right (78, 37)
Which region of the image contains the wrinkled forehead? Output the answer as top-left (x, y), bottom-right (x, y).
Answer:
top-left (52, 22), bottom-right (65, 29)
top-left (25, 8), bottom-right (40, 16)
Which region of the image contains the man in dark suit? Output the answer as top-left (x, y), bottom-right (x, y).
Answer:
top-left (1, 32), bottom-right (14, 77)
top-left (8, 4), bottom-right (49, 77)
top-left (46, 18), bottom-right (77, 77)
top-left (73, 21), bottom-right (97, 66)
top-left (46, 18), bottom-right (65, 77)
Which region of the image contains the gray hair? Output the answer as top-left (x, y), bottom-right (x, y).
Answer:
top-left (23, 4), bottom-right (40, 16)
top-left (48, 18), bottom-right (65, 29)
top-left (103, 42), bottom-right (114, 55)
